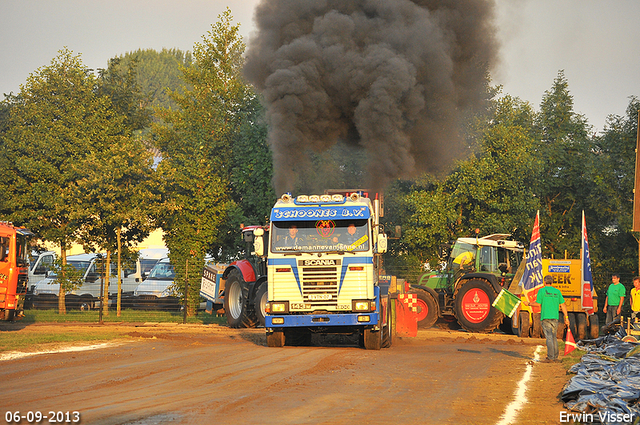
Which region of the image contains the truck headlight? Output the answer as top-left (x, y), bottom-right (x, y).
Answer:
top-left (353, 300), bottom-right (374, 312)
top-left (268, 301), bottom-right (289, 314)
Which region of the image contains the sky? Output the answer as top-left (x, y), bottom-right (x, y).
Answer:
top-left (1, 0), bottom-right (639, 134)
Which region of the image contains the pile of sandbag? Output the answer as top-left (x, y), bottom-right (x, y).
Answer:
top-left (561, 333), bottom-right (640, 424)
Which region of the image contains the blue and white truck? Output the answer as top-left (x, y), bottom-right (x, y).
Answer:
top-left (258, 191), bottom-right (391, 349)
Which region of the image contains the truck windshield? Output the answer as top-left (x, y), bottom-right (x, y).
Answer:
top-left (271, 219), bottom-right (370, 253)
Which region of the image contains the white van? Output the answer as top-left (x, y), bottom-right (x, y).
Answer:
top-left (133, 258), bottom-right (179, 309)
top-left (134, 248), bottom-right (169, 282)
top-left (32, 253), bottom-right (139, 309)
top-left (28, 250), bottom-right (56, 286)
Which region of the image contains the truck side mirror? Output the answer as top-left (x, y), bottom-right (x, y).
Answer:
top-left (253, 228), bottom-right (265, 256)
top-left (376, 233), bottom-right (388, 254)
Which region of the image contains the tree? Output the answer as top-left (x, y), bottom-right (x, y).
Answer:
top-left (71, 57), bottom-right (157, 316)
top-left (71, 137), bottom-right (159, 316)
top-left (154, 8), bottom-right (251, 315)
top-left (535, 70), bottom-right (593, 258)
top-left (590, 97), bottom-right (640, 280)
top-left (0, 48), bottom-right (124, 314)
top-left (115, 48), bottom-right (192, 110)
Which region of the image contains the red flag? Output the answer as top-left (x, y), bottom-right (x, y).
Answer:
top-left (521, 211), bottom-right (544, 313)
top-left (564, 328), bottom-right (577, 355)
top-left (581, 211), bottom-right (595, 310)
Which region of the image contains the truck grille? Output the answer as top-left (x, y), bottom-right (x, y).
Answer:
top-left (300, 266), bottom-right (338, 306)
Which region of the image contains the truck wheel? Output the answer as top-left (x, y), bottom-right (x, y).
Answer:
top-left (267, 330), bottom-right (285, 347)
top-left (576, 312), bottom-right (588, 340)
top-left (589, 314), bottom-right (599, 339)
top-left (363, 328), bottom-right (382, 350)
top-left (567, 312), bottom-right (577, 339)
top-left (410, 287), bottom-right (438, 328)
top-left (223, 269), bottom-right (257, 328)
top-left (557, 313), bottom-right (566, 339)
top-left (453, 279), bottom-right (503, 333)
top-left (518, 311), bottom-right (531, 337)
top-left (382, 302), bottom-right (392, 348)
top-left (253, 283), bottom-right (267, 327)
top-left (80, 296), bottom-right (94, 311)
top-left (532, 313), bottom-right (542, 338)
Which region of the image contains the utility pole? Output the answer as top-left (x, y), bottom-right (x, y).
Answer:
top-left (633, 111), bottom-right (640, 274)
top-left (183, 258), bottom-right (189, 324)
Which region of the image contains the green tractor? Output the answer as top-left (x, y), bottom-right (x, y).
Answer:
top-left (411, 234), bottom-right (525, 333)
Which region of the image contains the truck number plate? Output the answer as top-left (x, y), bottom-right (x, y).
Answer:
top-left (308, 294), bottom-right (332, 301)
top-left (291, 303), bottom-right (311, 310)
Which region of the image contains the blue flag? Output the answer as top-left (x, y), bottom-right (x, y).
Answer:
top-left (520, 211), bottom-right (543, 311)
top-left (581, 211), bottom-right (594, 310)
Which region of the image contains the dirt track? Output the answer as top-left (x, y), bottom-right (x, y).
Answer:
top-left (0, 323), bottom-right (570, 425)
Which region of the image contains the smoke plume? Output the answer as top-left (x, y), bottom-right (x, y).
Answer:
top-left (244, 0), bottom-right (498, 194)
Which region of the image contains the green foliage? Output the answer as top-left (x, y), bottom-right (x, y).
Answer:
top-left (589, 97), bottom-right (640, 280)
top-left (51, 257), bottom-right (85, 294)
top-left (0, 48), bottom-right (120, 252)
top-left (229, 91), bottom-right (276, 227)
top-left (115, 48), bottom-right (192, 110)
top-left (0, 49), bottom-right (160, 315)
top-left (153, 9), bottom-right (256, 314)
top-left (535, 70), bottom-right (593, 258)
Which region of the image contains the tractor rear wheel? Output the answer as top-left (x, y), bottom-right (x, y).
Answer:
top-left (224, 269), bottom-right (257, 328)
top-left (254, 283), bottom-right (267, 327)
top-left (410, 287), bottom-right (438, 328)
top-left (453, 279), bottom-right (503, 333)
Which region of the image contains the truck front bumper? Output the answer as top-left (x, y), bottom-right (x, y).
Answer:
top-left (266, 312), bottom-right (379, 328)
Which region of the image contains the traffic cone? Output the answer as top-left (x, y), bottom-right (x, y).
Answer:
top-left (564, 328), bottom-right (577, 356)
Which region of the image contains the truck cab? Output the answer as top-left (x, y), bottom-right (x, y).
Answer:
top-left (262, 192), bottom-right (390, 349)
top-left (0, 223), bottom-right (32, 320)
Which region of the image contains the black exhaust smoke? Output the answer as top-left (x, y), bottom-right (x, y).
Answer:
top-left (244, 0), bottom-right (498, 194)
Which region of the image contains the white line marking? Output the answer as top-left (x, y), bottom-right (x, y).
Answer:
top-left (0, 342), bottom-right (121, 361)
top-left (495, 345), bottom-right (544, 425)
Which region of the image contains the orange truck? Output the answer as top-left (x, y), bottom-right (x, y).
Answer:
top-left (0, 222), bottom-right (33, 320)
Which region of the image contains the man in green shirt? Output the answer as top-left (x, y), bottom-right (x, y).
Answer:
top-left (529, 275), bottom-right (570, 362)
top-left (604, 274), bottom-right (626, 325)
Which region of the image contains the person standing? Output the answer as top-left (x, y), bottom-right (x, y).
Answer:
top-left (527, 275), bottom-right (570, 362)
top-left (604, 274), bottom-right (626, 325)
top-left (630, 277), bottom-right (640, 321)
